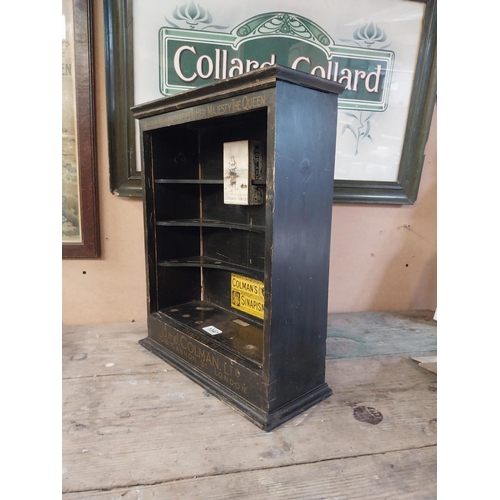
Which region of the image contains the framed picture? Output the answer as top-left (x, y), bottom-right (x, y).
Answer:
top-left (104, 0), bottom-right (436, 204)
top-left (62, 0), bottom-right (100, 258)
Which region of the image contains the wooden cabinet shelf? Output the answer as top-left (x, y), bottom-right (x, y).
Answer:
top-left (158, 256), bottom-right (264, 280)
top-left (154, 179), bottom-right (223, 184)
top-left (156, 300), bottom-right (263, 368)
top-left (132, 65), bottom-right (344, 431)
top-left (154, 178), bottom-right (266, 186)
top-left (156, 218), bottom-right (265, 233)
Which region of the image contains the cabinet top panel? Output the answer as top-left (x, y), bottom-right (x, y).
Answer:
top-left (131, 64), bottom-right (345, 120)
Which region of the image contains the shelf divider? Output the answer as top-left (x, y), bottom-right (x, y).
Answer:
top-left (156, 218), bottom-right (265, 232)
top-left (154, 178), bottom-right (223, 184)
top-left (158, 255), bottom-right (264, 280)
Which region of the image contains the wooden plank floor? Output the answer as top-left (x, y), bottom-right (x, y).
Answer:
top-left (62, 311), bottom-right (437, 499)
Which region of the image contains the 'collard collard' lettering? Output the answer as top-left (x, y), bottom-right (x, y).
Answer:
top-left (160, 12), bottom-right (394, 112)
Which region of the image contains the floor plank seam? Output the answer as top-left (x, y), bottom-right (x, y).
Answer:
top-left (62, 444), bottom-right (437, 495)
top-left (62, 370), bottom-right (166, 381)
top-left (326, 351), bottom-right (437, 360)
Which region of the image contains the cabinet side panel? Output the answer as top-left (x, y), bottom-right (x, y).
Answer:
top-left (269, 82), bottom-right (338, 410)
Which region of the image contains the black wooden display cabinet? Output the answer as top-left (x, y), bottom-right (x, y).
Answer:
top-left (132, 66), bottom-right (344, 431)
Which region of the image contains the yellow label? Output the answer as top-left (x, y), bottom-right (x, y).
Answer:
top-left (230, 273), bottom-right (264, 320)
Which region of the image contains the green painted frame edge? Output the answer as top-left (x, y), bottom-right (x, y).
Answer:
top-left (103, 0), bottom-right (436, 204)
top-left (103, 0), bottom-right (140, 197)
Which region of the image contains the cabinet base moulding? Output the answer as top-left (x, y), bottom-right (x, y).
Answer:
top-left (139, 332), bottom-right (332, 431)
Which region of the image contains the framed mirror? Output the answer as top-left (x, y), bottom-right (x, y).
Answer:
top-left (104, 0), bottom-right (436, 204)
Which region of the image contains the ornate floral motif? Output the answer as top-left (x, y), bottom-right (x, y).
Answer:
top-left (166, 2), bottom-right (228, 31)
top-left (341, 111), bottom-right (374, 156)
top-left (339, 22), bottom-right (391, 154)
top-left (341, 21), bottom-right (390, 49)
top-left (235, 12), bottom-right (332, 46)
top-left (353, 22), bottom-right (387, 46)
